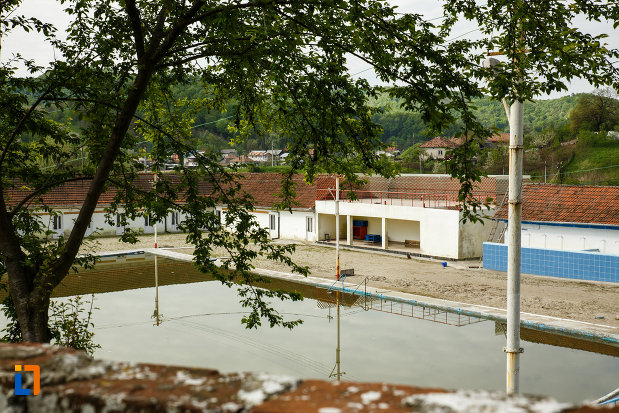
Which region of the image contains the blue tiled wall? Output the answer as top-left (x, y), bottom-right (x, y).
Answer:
top-left (483, 242), bottom-right (618, 283)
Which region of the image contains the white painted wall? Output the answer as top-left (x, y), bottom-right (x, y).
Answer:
top-left (387, 219), bottom-right (420, 242)
top-left (419, 209), bottom-right (460, 258)
top-left (516, 222), bottom-right (619, 254)
top-left (279, 210), bottom-right (316, 241)
top-left (318, 213), bottom-right (336, 241)
top-left (251, 210), bottom-right (271, 230)
top-left (422, 147), bottom-right (447, 160)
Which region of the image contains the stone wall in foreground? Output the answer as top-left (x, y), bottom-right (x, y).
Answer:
top-left (0, 343), bottom-right (613, 412)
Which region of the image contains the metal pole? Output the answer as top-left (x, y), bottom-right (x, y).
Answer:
top-left (154, 172), bottom-right (158, 248)
top-left (544, 161), bottom-right (547, 184)
top-left (335, 176), bottom-right (340, 279)
top-left (506, 99), bottom-right (524, 395)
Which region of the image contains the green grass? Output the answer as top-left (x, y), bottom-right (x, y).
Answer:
top-left (563, 140), bottom-right (619, 185)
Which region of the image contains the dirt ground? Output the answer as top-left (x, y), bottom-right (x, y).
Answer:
top-left (91, 233), bottom-right (619, 328)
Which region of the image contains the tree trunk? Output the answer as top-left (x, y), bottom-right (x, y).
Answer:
top-left (7, 268), bottom-right (51, 343)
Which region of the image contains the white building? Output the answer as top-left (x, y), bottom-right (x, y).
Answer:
top-left (213, 173), bottom-right (317, 242)
top-left (247, 151), bottom-right (272, 163)
top-left (493, 184), bottom-right (619, 255)
top-left (6, 173), bottom-right (318, 243)
top-left (8, 173), bottom-right (507, 260)
top-left (313, 174), bottom-right (504, 259)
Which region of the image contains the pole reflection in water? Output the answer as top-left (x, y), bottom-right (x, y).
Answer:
top-left (329, 289), bottom-right (345, 381)
top-left (153, 255), bottom-right (160, 326)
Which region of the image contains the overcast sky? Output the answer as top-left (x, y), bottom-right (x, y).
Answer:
top-left (2, 0), bottom-right (617, 99)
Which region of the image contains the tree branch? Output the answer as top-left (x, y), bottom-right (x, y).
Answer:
top-left (124, 0), bottom-right (146, 64)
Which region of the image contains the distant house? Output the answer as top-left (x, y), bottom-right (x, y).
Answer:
top-left (449, 136), bottom-right (467, 147)
top-left (419, 137), bottom-right (458, 160)
top-left (248, 150), bottom-right (283, 164)
top-left (376, 146), bottom-right (400, 158)
top-left (265, 149), bottom-right (283, 158)
top-left (226, 155), bottom-right (254, 165)
top-left (248, 151), bottom-right (269, 162)
top-left (220, 149), bottom-right (238, 160)
top-left (487, 133), bottom-right (510, 146)
top-left (184, 151), bottom-right (206, 168)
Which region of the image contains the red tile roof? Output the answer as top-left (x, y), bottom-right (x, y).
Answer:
top-left (488, 133), bottom-right (510, 143)
top-left (494, 184), bottom-right (619, 226)
top-left (449, 136), bottom-right (467, 146)
top-left (420, 137), bottom-right (458, 148)
top-left (4, 173), bottom-right (316, 210)
top-left (235, 173), bottom-right (316, 209)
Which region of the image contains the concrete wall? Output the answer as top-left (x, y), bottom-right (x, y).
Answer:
top-left (421, 147), bottom-right (447, 159)
top-left (364, 217), bottom-right (383, 238)
top-left (279, 210), bottom-right (316, 241)
top-left (47, 207), bottom-right (299, 240)
top-left (387, 218), bottom-right (420, 242)
top-left (510, 222), bottom-right (619, 255)
top-left (484, 242), bottom-right (618, 283)
top-left (459, 217), bottom-right (493, 259)
top-left (419, 209), bottom-right (460, 258)
top-left (52, 209), bottom-right (166, 238)
top-left (318, 213), bottom-right (335, 240)
top-left (220, 207), bottom-right (315, 242)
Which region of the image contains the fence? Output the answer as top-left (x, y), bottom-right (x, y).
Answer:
top-left (316, 189), bottom-right (498, 210)
top-left (483, 242), bottom-right (618, 283)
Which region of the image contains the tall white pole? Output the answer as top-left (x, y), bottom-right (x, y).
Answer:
top-left (335, 176), bottom-right (340, 279)
top-left (334, 175), bottom-right (341, 380)
top-left (506, 99), bottom-right (524, 395)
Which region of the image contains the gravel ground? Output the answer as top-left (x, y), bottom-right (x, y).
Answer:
top-left (88, 233), bottom-right (619, 328)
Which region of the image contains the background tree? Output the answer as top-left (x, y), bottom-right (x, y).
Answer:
top-left (400, 144), bottom-right (425, 168)
top-left (569, 89), bottom-right (619, 133)
top-left (0, 0), bottom-right (500, 342)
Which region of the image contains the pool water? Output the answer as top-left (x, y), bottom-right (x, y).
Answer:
top-left (3, 254), bottom-right (617, 403)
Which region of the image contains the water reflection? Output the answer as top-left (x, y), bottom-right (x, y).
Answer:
top-left (153, 255), bottom-right (161, 326)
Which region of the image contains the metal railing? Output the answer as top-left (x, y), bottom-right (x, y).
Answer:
top-left (316, 189), bottom-right (496, 210)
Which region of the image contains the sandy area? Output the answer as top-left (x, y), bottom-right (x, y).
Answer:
top-left (87, 233), bottom-right (619, 328)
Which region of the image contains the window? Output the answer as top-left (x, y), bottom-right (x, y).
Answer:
top-left (116, 214), bottom-right (123, 227)
top-left (145, 215), bottom-right (153, 227)
top-left (269, 214), bottom-right (276, 230)
top-left (306, 216), bottom-right (313, 233)
top-left (52, 215), bottom-right (62, 230)
top-left (215, 210), bottom-right (221, 223)
top-left (438, 150), bottom-right (443, 155)
top-left (171, 212), bottom-right (179, 225)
